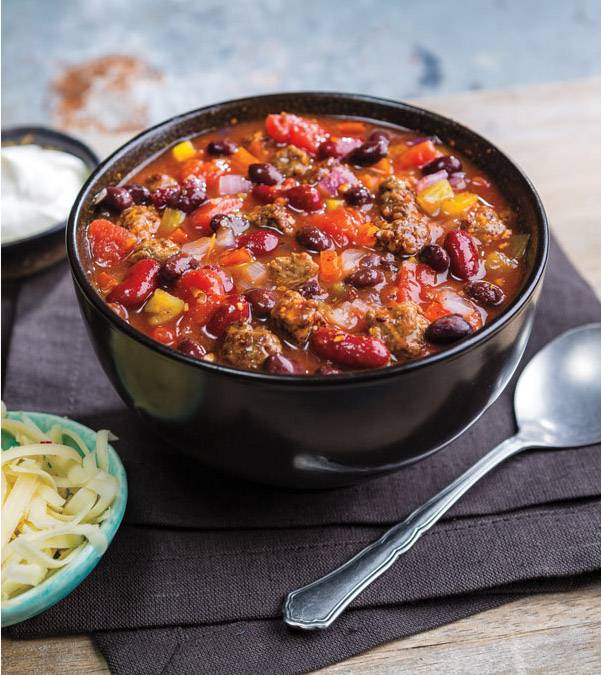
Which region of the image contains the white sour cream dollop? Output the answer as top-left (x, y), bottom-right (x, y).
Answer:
top-left (1, 144), bottom-right (89, 244)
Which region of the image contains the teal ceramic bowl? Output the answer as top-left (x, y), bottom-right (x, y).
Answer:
top-left (1, 411), bottom-right (127, 627)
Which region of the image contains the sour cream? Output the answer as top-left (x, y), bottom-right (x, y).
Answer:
top-left (1, 144), bottom-right (89, 244)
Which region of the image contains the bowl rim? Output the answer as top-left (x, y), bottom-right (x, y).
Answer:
top-left (67, 91), bottom-right (549, 386)
top-left (1, 410), bottom-right (127, 627)
top-left (1, 125), bottom-right (100, 251)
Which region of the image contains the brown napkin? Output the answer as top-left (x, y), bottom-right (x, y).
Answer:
top-left (3, 237), bottom-right (601, 675)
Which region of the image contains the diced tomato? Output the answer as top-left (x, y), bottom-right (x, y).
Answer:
top-left (169, 227), bottom-right (189, 244)
top-left (96, 271), bottom-right (118, 294)
top-left (319, 250), bottom-right (342, 282)
top-left (424, 301), bottom-right (451, 322)
top-left (395, 141), bottom-right (440, 170)
top-left (220, 247), bottom-right (252, 267)
top-left (179, 268), bottom-right (225, 297)
top-left (187, 293), bottom-right (223, 326)
top-left (397, 262), bottom-right (437, 304)
top-left (87, 219), bottom-right (136, 266)
top-left (188, 197), bottom-right (243, 234)
top-left (180, 158), bottom-right (229, 189)
top-left (265, 113), bottom-right (327, 154)
top-left (309, 207), bottom-right (365, 247)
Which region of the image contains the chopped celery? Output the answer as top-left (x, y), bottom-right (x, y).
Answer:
top-left (485, 251), bottom-right (518, 274)
top-left (504, 233), bottom-right (530, 260)
top-left (144, 289), bottom-right (185, 326)
top-left (158, 208), bottom-right (185, 237)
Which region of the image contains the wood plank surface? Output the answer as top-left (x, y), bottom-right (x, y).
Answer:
top-left (3, 78), bottom-right (601, 674)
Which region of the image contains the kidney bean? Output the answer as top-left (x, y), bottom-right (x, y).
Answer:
top-left (343, 185), bottom-right (372, 206)
top-left (122, 183), bottom-right (151, 205)
top-left (168, 177), bottom-right (207, 212)
top-left (263, 354), bottom-right (303, 374)
top-left (97, 186), bottom-right (133, 211)
top-left (244, 288), bottom-right (277, 317)
top-left (248, 163), bottom-right (284, 186)
top-left (318, 136), bottom-right (363, 159)
top-left (465, 280), bottom-right (505, 307)
top-left (150, 185), bottom-right (180, 209)
top-left (315, 364), bottom-right (342, 375)
top-left (419, 244), bottom-right (450, 272)
top-left (238, 230), bottom-right (280, 256)
top-left (311, 327), bottom-right (390, 369)
top-left (160, 253), bottom-right (200, 283)
top-left (296, 278), bottom-right (323, 299)
top-left (287, 185), bottom-right (323, 212)
top-left (422, 155), bottom-right (462, 175)
top-left (107, 259), bottom-right (161, 307)
top-left (346, 268), bottom-right (385, 287)
top-left (444, 229), bottom-right (480, 280)
top-left (207, 139), bottom-right (237, 156)
top-left (205, 295), bottom-right (249, 338)
top-left (296, 225), bottom-right (332, 252)
top-left (210, 213), bottom-right (249, 234)
top-left (425, 314), bottom-right (474, 344)
top-left (203, 264), bottom-right (234, 293)
top-left (349, 137), bottom-right (389, 167)
top-left (177, 338), bottom-right (207, 358)
top-left (360, 252), bottom-right (397, 272)
top-left (368, 130), bottom-right (390, 143)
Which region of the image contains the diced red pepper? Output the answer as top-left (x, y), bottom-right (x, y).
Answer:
top-left (87, 219), bottom-right (136, 266)
top-left (107, 259), bottom-right (161, 307)
top-left (395, 140), bottom-right (440, 170)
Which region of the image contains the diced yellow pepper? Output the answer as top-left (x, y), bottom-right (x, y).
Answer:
top-left (158, 208), bottom-right (185, 237)
top-left (485, 251), bottom-right (519, 274)
top-left (417, 180), bottom-right (454, 215)
top-left (144, 289), bottom-right (185, 326)
top-left (172, 140), bottom-right (196, 162)
top-left (325, 199), bottom-right (345, 212)
top-left (441, 192), bottom-right (479, 217)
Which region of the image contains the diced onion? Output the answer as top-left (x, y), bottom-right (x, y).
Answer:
top-left (416, 170), bottom-right (448, 194)
top-left (218, 174), bottom-right (252, 195)
top-left (214, 226), bottom-right (237, 251)
top-left (340, 249), bottom-right (366, 275)
top-left (318, 166), bottom-right (358, 196)
top-left (1, 402), bottom-right (120, 605)
top-left (235, 261), bottom-right (268, 290)
top-left (182, 236), bottom-right (213, 262)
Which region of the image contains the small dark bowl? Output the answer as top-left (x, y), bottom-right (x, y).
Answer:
top-left (67, 93), bottom-right (548, 489)
top-left (2, 127), bottom-right (99, 279)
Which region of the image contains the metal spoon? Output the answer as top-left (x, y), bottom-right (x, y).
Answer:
top-left (284, 323), bottom-right (601, 630)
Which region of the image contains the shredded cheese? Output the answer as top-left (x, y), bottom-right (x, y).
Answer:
top-left (1, 402), bottom-right (120, 605)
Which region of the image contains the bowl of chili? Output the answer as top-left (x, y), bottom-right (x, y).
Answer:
top-left (67, 92), bottom-right (548, 489)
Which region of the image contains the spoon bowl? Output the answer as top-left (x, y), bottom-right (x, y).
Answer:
top-left (515, 324), bottom-right (601, 447)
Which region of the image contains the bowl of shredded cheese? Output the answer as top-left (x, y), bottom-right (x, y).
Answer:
top-left (1, 402), bottom-right (127, 627)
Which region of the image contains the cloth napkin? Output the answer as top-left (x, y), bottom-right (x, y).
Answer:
top-left (3, 237), bottom-right (601, 675)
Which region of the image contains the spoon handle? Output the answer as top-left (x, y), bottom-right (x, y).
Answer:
top-left (284, 433), bottom-right (530, 629)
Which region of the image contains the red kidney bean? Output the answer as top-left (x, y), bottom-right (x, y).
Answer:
top-left (287, 185), bottom-right (323, 212)
top-left (238, 230), bottom-right (280, 256)
top-left (360, 252), bottom-right (397, 272)
top-left (296, 279), bottom-right (323, 299)
top-left (465, 280), bottom-right (505, 307)
top-left (205, 295), bottom-right (249, 338)
top-left (160, 253), bottom-right (200, 283)
top-left (263, 354), bottom-right (303, 374)
top-left (97, 186), bottom-right (133, 211)
top-left (444, 229), bottom-right (480, 280)
top-left (345, 268), bottom-right (385, 287)
top-left (419, 244), bottom-right (450, 272)
top-left (150, 185), bottom-right (180, 209)
top-left (425, 314), bottom-right (474, 344)
top-left (368, 130), bottom-right (390, 143)
top-left (343, 185), bottom-right (372, 206)
top-left (168, 177), bottom-right (207, 212)
top-left (122, 183), bottom-right (150, 205)
top-left (422, 155), bottom-right (462, 175)
top-left (315, 364), bottom-right (342, 375)
top-left (248, 163), bottom-right (284, 185)
top-left (244, 288), bottom-right (277, 317)
top-left (107, 259), bottom-right (161, 307)
top-left (349, 137), bottom-right (389, 167)
top-left (311, 327), bottom-right (390, 369)
top-left (318, 136), bottom-right (363, 159)
top-left (207, 139), bottom-right (237, 156)
top-left (203, 265), bottom-right (234, 293)
top-left (296, 225), bottom-right (332, 252)
top-left (177, 338), bottom-right (207, 358)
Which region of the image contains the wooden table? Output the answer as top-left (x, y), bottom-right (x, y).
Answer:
top-left (3, 78), bottom-right (601, 674)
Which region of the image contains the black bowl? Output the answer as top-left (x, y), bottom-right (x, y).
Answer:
top-left (2, 127), bottom-right (99, 279)
top-left (67, 93), bottom-right (548, 489)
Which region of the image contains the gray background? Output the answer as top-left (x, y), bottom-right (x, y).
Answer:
top-left (2, 0), bottom-right (601, 133)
